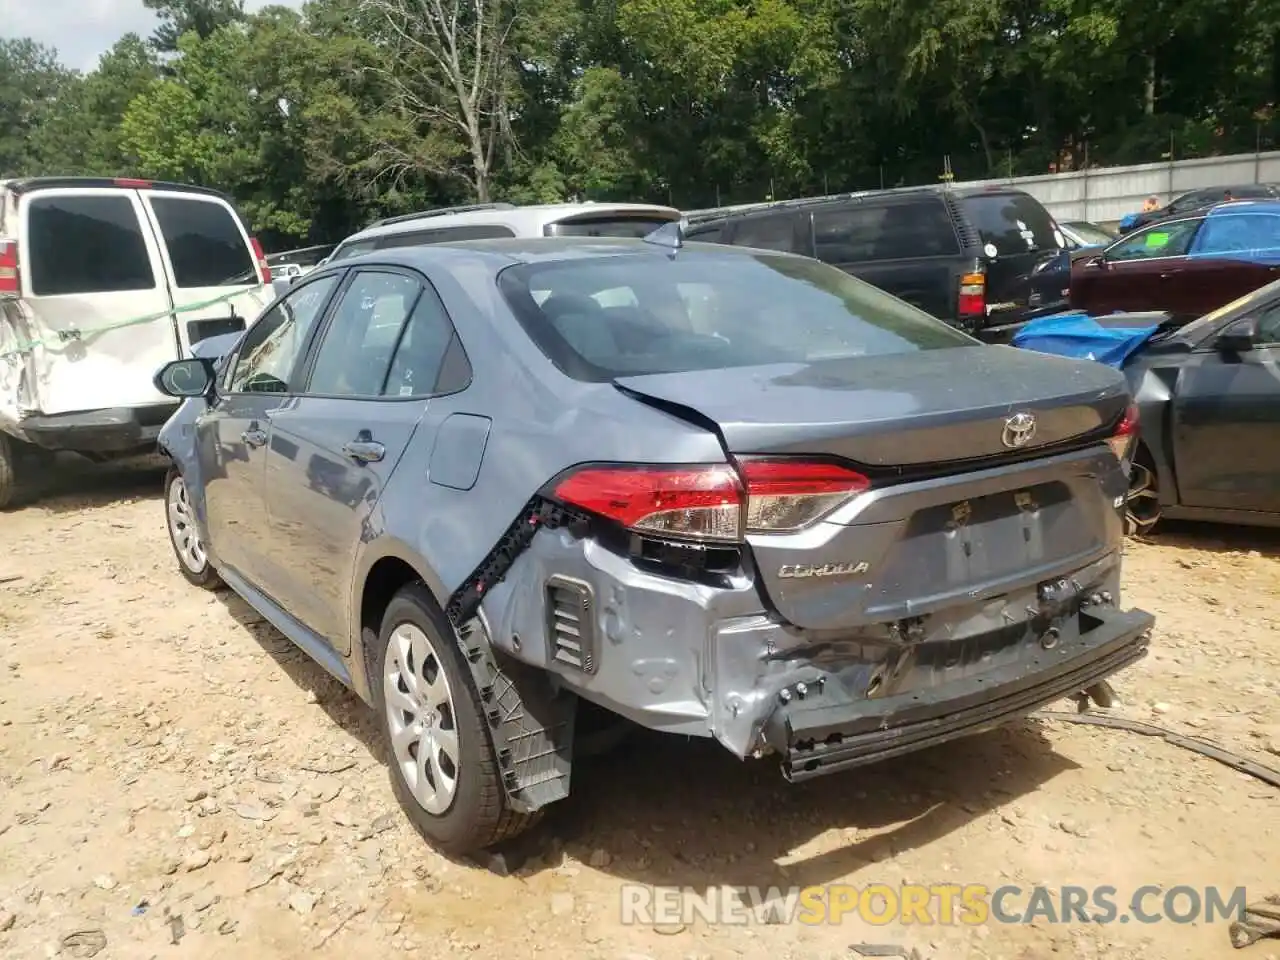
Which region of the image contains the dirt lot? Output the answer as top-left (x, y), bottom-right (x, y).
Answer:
top-left (1, 460), bottom-right (1278, 960)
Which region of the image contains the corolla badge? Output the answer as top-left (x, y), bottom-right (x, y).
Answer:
top-left (778, 561), bottom-right (870, 579)
top-left (1001, 411), bottom-right (1038, 449)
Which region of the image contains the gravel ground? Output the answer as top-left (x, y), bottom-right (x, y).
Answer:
top-left (0, 460), bottom-right (1277, 960)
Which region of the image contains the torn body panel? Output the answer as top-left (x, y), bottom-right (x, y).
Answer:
top-left (474, 520), bottom-right (1152, 768)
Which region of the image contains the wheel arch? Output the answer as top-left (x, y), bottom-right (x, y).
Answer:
top-left (349, 542), bottom-right (450, 703)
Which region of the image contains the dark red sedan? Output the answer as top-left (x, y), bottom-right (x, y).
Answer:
top-left (1070, 200), bottom-right (1280, 322)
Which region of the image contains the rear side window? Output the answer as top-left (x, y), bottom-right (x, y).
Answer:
top-left (731, 214), bottom-right (801, 253)
top-left (814, 199), bottom-right (960, 263)
top-left (26, 194), bottom-right (155, 296)
top-left (959, 192), bottom-right (1061, 256)
top-left (686, 222), bottom-right (724, 243)
top-left (307, 271), bottom-right (422, 397)
top-left (376, 224), bottom-right (515, 248)
top-left (544, 217), bottom-right (676, 238)
top-left (150, 196), bottom-right (256, 287)
top-left (498, 251), bottom-right (974, 382)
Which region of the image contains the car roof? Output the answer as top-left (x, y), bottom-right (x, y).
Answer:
top-left (1203, 198), bottom-right (1280, 217)
top-left (341, 201), bottom-right (682, 246)
top-left (0, 176), bottom-right (231, 201)
top-left (325, 236), bottom-right (792, 272)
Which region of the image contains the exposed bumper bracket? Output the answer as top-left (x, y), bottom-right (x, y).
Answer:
top-left (778, 605), bottom-right (1154, 782)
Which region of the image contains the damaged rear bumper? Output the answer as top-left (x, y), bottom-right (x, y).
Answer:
top-left (770, 603), bottom-right (1153, 782)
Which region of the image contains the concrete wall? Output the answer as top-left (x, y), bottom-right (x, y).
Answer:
top-left (960, 150), bottom-right (1280, 224)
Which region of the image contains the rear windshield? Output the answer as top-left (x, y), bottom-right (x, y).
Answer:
top-left (497, 251), bottom-right (975, 381)
top-left (543, 217), bottom-right (677, 238)
top-left (959, 192), bottom-right (1061, 256)
top-left (150, 195), bottom-right (256, 287)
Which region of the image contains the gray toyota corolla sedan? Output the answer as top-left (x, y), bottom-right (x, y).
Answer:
top-left (153, 229), bottom-right (1155, 855)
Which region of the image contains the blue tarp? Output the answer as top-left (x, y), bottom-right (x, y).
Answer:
top-left (1011, 312), bottom-right (1160, 369)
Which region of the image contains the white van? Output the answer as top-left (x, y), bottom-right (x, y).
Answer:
top-left (0, 177), bottom-right (274, 507)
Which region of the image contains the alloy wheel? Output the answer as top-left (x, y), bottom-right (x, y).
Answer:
top-left (1125, 459), bottom-right (1162, 536)
top-left (383, 623), bottom-right (460, 815)
top-left (167, 474), bottom-right (208, 572)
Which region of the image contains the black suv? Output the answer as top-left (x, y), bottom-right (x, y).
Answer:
top-left (684, 186), bottom-right (1070, 340)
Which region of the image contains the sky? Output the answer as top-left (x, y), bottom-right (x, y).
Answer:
top-left (0, 0), bottom-right (304, 71)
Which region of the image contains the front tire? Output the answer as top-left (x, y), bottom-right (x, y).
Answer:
top-left (372, 583), bottom-right (538, 856)
top-left (164, 467), bottom-right (221, 589)
top-left (1125, 448), bottom-right (1162, 537)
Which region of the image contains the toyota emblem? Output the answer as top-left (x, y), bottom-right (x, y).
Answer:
top-left (1001, 412), bottom-right (1038, 449)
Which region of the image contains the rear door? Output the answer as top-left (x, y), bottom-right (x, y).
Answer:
top-left (18, 188), bottom-right (174, 415)
top-left (955, 191), bottom-right (1070, 326)
top-left (139, 190), bottom-right (271, 354)
top-left (1178, 210), bottom-right (1280, 315)
top-left (1070, 217), bottom-right (1204, 315)
top-left (810, 196), bottom-right (961, 320)
top-left (264, 268), bottom-right (460, 648)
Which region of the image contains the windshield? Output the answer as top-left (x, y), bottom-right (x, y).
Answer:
top-left (959, 192), bottom-right (1061, 256)
top-left (1064, 222), bottom-right (1114, 246)
top-left (497, 250), bottom-right (976, 382)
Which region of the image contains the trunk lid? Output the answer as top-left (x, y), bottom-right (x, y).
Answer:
top-left (614, 346), bottom-right (1131, 631)
top-left (613, 344), bottom-right (1128, 468)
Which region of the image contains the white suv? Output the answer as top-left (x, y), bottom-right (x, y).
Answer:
top-left (0, 177), bottom-right (273, 507)
top-left (325, 201), bottom-right (683, 262)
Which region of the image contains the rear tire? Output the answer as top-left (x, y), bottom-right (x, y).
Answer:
top-left (372, 583), bottom-right (538, 856)
top-left (164, 467), bottom-right (222, 589)
top-left (0, 434), bottom-right (49, 510)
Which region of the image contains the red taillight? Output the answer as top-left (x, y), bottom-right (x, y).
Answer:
top-left (250, 237), bottom-right (272, 283)
top-left (0, 239), bottom-right (19, 296)
top-left (551, 459), bottom-right (872, 542)
top-left (739, 458), bottom-right (871, 533)
top-left (958, 270), bottom-right (985, 318)
top-left (113, 177), bottom-right (153, 188)
top-left (553, 464), bottom-right (743, 541)
top-left (1107, 403), bottom-right (1139, 461)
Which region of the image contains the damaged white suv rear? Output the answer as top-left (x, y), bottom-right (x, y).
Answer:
top-left (152, 233), bottom-right (1155, 855)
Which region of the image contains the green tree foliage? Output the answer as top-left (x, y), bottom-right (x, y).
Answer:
top-left (5, 0), bottom-right (1280, 246)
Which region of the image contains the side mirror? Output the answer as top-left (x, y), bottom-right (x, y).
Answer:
top-left (271, 277), bottom-right (293, 298)
top-left (1216, 315), bottom-right (1259, 353)
top-left (154, 358), bottom-right (217, 399)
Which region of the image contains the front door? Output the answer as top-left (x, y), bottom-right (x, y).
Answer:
top-left (197, 273), bottom-right (341, 591)
top-left (1171, 300), bottom-right (1280, 515)
top-left (1072, 217), bottom-right (1203, 315)
top-left (265, 268), bottom-right (460, 650)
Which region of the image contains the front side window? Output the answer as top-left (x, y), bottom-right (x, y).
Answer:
top-left (1256, 302), bottom-right (1280, 344)
top-left (227, 275), bottom-right (338, 393)
top-left (150, 196), bottom-right (256, 287)
top-left (26, 194), bottom-right (155, 296)
top-left (1106, 219), bottom-right (1202, 261)
top-left (306, 271), bottom-right (422, 397)
top-left (498, 250), bottom-right (975, 382)
top-left (330, 239), bottom-right (376, 262)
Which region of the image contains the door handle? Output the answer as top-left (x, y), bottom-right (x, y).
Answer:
top-left (241, 427), bottom-right (267, 447)
top-left (342, 439), bottom-right (385, 464)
